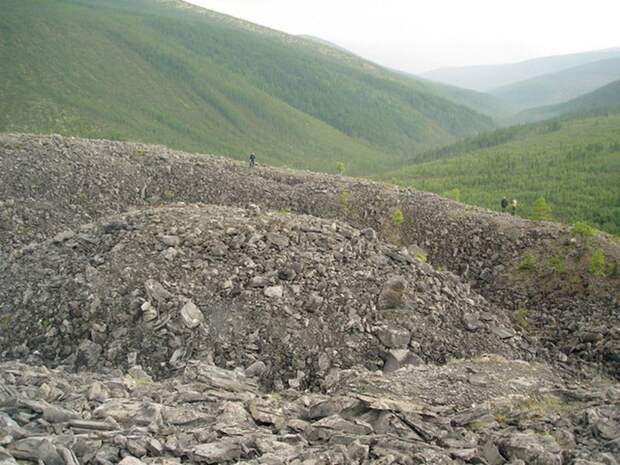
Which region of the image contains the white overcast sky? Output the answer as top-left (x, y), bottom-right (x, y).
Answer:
top-left (184, 0), bottom-right (620, 73)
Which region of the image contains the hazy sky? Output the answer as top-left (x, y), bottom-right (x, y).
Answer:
top-left (184, 0), bottom-right (620, 73)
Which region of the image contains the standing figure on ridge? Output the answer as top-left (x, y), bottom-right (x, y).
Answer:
top-left (501, 196), bottom-right (508, 212)
top-left (249, 152), bottom-right (256, 168)
top-left (511, 198), bottom-right (518, 216)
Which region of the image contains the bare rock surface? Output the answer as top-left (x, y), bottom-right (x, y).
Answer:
top-left (0, 133), bottom-right (619, 463)
top-left (0, 205), bottom-right (525, 385)
top-left (0, 360), bottom-right (617, 465)
top-left (0, 134), bottom-right (617, 378)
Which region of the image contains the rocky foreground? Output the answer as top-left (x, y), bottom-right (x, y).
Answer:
top-left (1, 359), bottom-right (618, 465)
top-left (0, 134), bottom-right (619, 464)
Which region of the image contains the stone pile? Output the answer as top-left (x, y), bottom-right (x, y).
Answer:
top-left (0, 133), bottom-right (619, 464)
top-left (0, 205), bottom-right (526, 386)
top-left (0, 134), bottom-right (618, 377)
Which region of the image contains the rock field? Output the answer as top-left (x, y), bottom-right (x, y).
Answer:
top-left (0, 133), bottom-right (619, 464)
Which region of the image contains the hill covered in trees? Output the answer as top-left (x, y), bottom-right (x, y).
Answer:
top-left (381, 112), bottom-right (620, 235)
top-left (511, 79), bottom-right (620, 123)
top-left (0, 0), bottom-right (496, 175)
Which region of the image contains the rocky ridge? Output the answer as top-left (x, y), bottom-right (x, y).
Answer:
top-left (0, 133), bottom-right (619, 464)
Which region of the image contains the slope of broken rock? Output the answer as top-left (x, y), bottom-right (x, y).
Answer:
top-left (0, 205), bottom-right (527, 386)
top-left (1, 133), bottom-right (618, 377)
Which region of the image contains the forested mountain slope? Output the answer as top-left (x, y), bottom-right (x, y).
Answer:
top-left (0, 0), bottom-right (494, 174)
top-left (511, 79), bottom-right (620, 123)
top-left (491, 57), bottom-right (620, 110)
top-left (381, 113), bottom-right (620, 234)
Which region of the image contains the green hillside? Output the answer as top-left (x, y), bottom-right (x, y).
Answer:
top-left (512, 79), bottom-right (620, 123)
top-left (381, 113), bottom-right (620, 235)
top-left (492, 57), bottom-right (620, 110)
top-left (0, 0), bottom-right (494, 175)
top-left (417, 79), bottom-right (516, 120)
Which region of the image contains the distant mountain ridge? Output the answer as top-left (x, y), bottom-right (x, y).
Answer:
top-left (421, 48), bottom-right (620, 92)
top-left (510, 79), bottom-right (620, 123)
top-left (491, 57), bottom-right (620, 110)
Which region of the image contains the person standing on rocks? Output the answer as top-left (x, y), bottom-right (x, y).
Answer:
top-left (501, 197), bottom-right (508, 213)
top-left (249, 152), bottom-right (256, 168)
top-left (511, 198), bottom-right (518, 216)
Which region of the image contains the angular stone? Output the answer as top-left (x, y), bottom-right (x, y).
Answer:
top-left (183, 362), bottom-right (256, 393)
top-left (144, 279), bottom-right (171, 303)
top-left (181, 301), bottom-right (204, 329)
top-left (0, 447), bottom-right (17, 465)
top-left (38, 402), bottom-right (79, 423)
top-left (307, 415), bottom-right (373, 441)
top-left (375, 326), bottom-right (411, 348)
top-left (94, 400), bottom-right (162, 426)
top-left (383, 349), bottom-right (423, 373)
top-left (249, 276), bottom-right (269, 287)
top-left (264, 286), bottom-right (283, 299)
top-left (498, 433), bottom-right (562, 465)
top-left (162, 406), bottom-right (213, 425)
top-left (192, 439), bottom-right (242, 464)
top-left (118, 457), bottom-right (147, 465)
top-left (0, 413), bottom-right (28, 440)
top-left (161, 235), bottom-right (181, 247)
top-left (145, 438), bottom-right (164, 456)
top-left (490, 326), bottom-right (516, 339)
top-left (69, 419), bottom-right (117, 431)
top-left (377, 276), bottom-right (407, 310)
top-left (481, 441), bottom-right (506, 465)
top-left (247, 399), bottom-right (285, 429)
top-left (450, 448), bottom-right (478, 461)
top-left (9, 439), bottom-right (64, 465)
